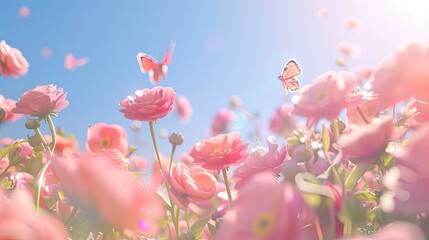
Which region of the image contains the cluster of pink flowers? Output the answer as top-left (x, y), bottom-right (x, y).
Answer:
top-left (2, 39), bottom-right (429, 240)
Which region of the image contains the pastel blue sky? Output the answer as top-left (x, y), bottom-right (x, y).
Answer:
top-left (1, 0), bottom-right (428, 158)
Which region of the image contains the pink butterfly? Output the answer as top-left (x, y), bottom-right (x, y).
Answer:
top-left (137, 42), bottom-right (175, 85)
top-left (278, 59), bottom-right (301, 94)
top-left (64, 53), bottom-right (88, 71)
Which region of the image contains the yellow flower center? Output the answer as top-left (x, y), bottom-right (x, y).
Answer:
top-left (101, 138), bottom-right (111, 148)
top-left (316, 91), bottom-right (328, 101)
top-left (252, 212), bottom-right (275, 239)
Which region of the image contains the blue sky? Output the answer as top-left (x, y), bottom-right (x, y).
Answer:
top-left (1, 1), bottom-right (429, 158)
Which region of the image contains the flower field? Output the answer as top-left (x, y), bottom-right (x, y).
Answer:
top-left (1, 2), bottom-right (429, 240)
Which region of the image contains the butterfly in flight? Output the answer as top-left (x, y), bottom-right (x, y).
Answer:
top-left (278, 59), bottom-right (301, 94)
top-left (137, 42), bottom-right (175, 85)
top-left (64, 53), bottom-right (89, 71)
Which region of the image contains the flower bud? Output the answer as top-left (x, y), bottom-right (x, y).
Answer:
top-left (25, 119), bottom-right (41, 129)
top-left (169, 132), bottom-right (184, 145)
top-left (0, 108), bottom-right (5, 121)
top-left (28, 134), bottom-right (44, 149)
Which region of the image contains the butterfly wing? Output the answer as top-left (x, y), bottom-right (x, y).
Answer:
top-left (137, 53), bottom-right (160, 73)
top-left (161, 41), bottom-right (176, 65)
top-left (282, 78), bottom-right (300, 93)
top-left (281, 59), bottom-right (302, 80)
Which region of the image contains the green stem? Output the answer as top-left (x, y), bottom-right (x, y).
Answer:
top-left (175, 206), bottom-right (180, 234)
top-left (149, 121), bottom-right (163, 170)
top-left (222, 168), bottom-right (233, 210)
top-left (35, 160), bottom-right (51, 215)
top-left (0, 164), bottom-right (12, 179)
top-left (65, 206), bottom-right (78, 226)
top-left (356, 106), bottom-right (370, 125)
top-left (46, 115), bottom-right (56, 153)
top-left (184, 209), bottom-right (190, 229)
top-left (315, 217), bottom-right (324, 240)
top-left (169, 144), bottom-right (177, 174)
top-left (148, 122), bottom-right (178, 238)
top-left (34, 128), bottom-right (49, 150)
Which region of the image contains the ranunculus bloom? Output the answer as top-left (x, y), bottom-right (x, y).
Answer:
top-left (335, 116), bottom-right (393, 164)
top-left (211, 108), bottom-right (234, 136)
top-left (292, 71), bottom-right (361, 128)
top-left (175, 95), bottom-right (192, 124)
top-left (0, 95), bottom-right (22, 122)
top-left (86, 122), bottom-right (128, 156)
top-left (233, 136), bottom-right (288, 189)
top-left (217, 172), bottom-right (307, 240)
top-left (119, 86), bottom-right (176, 122)
top-left (12, 85), bottom-right (69, 117)
top-left (346, 97), bottom-right (378, 126)
top-left (51, 154), bottom-right (164, 237)
top-left (371, 41), bottom-right (429, 109)
top-left (337, 41), bottom-right (361, 58)
top-left (339, 221), bottom-right (424, 240)
top-left (381, 125), bottom-right (429, 214)
top-left (269, 104), bottom-right (297, 136)
top-left (0, 190), bottom-right (69, 239)
top-left (0, 40), bottom-right (29, 78)
top-left (189, 131), bottom-right (249, 170)
top-left (165, 162), bottom-right (217, 209)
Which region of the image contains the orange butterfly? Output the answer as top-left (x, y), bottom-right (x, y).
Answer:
top-left (137, 42), bottom-right (175, 85)
top-left (278, 59), bottom-right (301, 94)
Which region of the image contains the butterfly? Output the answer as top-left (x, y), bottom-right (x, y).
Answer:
top-left (137, 42), bottom-right (175, 85)
top-left (64, 53), bottom-right (89, 71)
top-left (278, 59), bottom-right (301, 94)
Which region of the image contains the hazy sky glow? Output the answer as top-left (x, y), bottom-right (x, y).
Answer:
top-left (1, 1), bottom-right (428, 158)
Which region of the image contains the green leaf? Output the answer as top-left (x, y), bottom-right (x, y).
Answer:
top-left (380, 151), bottom-right (394, 169)
top-left (344, 162), bottom-right (369, 192)
top-left (207, 222), bottom-right (216, 239)
top-left (354, 190), bottom-right (377, 202)
top-left (322, 123), bottom-right (330, 153)
top-left (190, 217), bottom-right (211, 240)
top-left (338, 195), bottom-right (367, 224)
top-left (0, 140), bottom-right (25, 161)
top-left (1, 177), bottom-right (13, 189)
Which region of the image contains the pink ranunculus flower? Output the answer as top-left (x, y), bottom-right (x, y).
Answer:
top-left (51, 154), bottom-right (164, 237)
top-left (335, 116), bottom-right (393, 164)
top-left (86, 122), bottom-right (128, 156)
top-left (337, 41), bottom-right (361, 58)
top-left (346, 97), bottom-right (378, 126)
top-left (381, 125), bottom-right (429, 214)
top-left (189, 131), bottom-right (249, 170)
top-left (269, 104), bottom-right (297, 137)
top-left (0, 190), bottom-right (69, 239)
top-left (345, 16), bottom-right (363, 31)
top-left (217, 172), bottom-right (307, 240)
top-left (119, 86), bottom-right (176, 122)
top-left (175, 95), bottom-right (192, 124)
top-left (0, 95), bottom-right (22, 122)
top-left (0, 40), bottom-right (29, 78)
top-left (233, 136), bottom-right (288, 189)
top-left (371, 41), bottom-right (429, 109)
top-left (211, 108), bottom-right (234, 136)
top-left (12, 84), bottom-right (69, 117)
top-left (292, 71), bottom-right (361, 128)
top-left (339, 221), bottom-right (424, 240)
top-left (165, 162), bottom-right (217, 209)
top-left (7, 140), bottom-right (33, 165)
